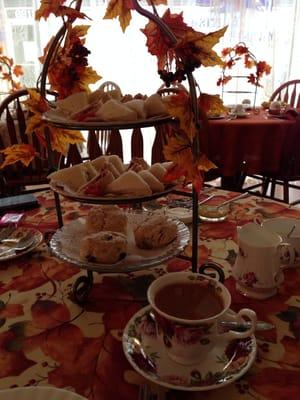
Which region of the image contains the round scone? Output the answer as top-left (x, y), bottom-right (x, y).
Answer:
top-left (80, 231), bottom-right (127, 264)
top-left (134, 215), bottom-right (177, 249)
top-left (86, 205), bottom-right (127, 234)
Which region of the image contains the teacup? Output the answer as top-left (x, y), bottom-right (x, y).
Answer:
top-left (262, 217), bottom-right (300, 266)
top-left (147, 271), bottom-right (257, 365)
top-left (233, 223), bottom-right (295, 299)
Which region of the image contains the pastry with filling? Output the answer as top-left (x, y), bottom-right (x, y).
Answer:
top-left (134, 215), bottom-right (177, 249)
top-left (138, 170), bottom-right (164, 192)
top-left (125, 99), bottom-right (146, 119)
top-left (80, 231), bottom-right (127, 264)
top-left (48, 164), bottom-right (89, 191)
top-left (144, 94), bottom-right (167, 117)
top-left (149, 163), bottom-right (167, 181)
top-left (106, 170), bottom-right (152, 196)
top-left (77, 168), bottom-right (114, 196)
top-left (85, 205), bottom-right (127, 234)
top-left (95, 99), bottom-right (138, 122)
top-left (128, 157), bottom-right (149, 172)
top-left (107, 155), bottom-right (125, 174)
top-left (56, 91), bottom-right (89, 115)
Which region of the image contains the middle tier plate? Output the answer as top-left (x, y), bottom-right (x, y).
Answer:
top-left (50, 212), bottom-right (190, 273)
top-left (50, 183), bottom-right (176, 205)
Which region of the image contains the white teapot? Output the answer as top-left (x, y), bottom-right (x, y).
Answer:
top-left (232, 223), bottom-right (295, 299)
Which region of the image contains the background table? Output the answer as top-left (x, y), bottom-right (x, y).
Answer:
top-left (206, 112), bottom-right (296, 191)
top-left (0, 189), bottom-right (300, 400)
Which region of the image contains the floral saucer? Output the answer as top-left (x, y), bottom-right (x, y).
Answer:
top-left (122, 306), bottom-right (257, 391)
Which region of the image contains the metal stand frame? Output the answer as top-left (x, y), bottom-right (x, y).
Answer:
top-left (40, 0), bottom-right (208, 302)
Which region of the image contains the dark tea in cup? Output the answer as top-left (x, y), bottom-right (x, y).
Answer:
top-left (154, 282), bottom-right (224, 320)
top-left (147, 272), bottom-right (257, 365)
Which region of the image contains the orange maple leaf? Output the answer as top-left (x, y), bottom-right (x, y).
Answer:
top-left (198, 93), bottom-right (227, 116)
top-left (163, 132), bottom-right (216, 192)
top-left (141, 9), bottom-right (190, 69)
top-left (176, 26), bottom-right (227, 68)
top-left (0, 144), bottom-right (38, 168)
top-left (24, 89), bottom-right (85, 156)
top-left (164, 91), bottom-right (196, 140)
top-left (104, 0), bottom-right (133, 32)
top-left (35, 0), bottom-right (88, 21)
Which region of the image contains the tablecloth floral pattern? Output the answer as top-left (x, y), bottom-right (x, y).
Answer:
top-left (1, 189), bottom-right (300, 400)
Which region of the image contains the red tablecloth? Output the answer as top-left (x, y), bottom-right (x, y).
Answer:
top-left (207, 112), bottom-right (296, 177)
top-left (1, 189), bottom-right (300, 399)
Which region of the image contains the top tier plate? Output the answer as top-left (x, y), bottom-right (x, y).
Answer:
top-left (43, 109), bottom-right (173, 130)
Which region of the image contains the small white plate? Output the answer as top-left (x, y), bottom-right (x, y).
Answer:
top-left (123, 305), bottom-right (257, 391)
top-left (0, 228), bottom-right (43, 262)
top-left (0, 386), bottom-right (86, 400)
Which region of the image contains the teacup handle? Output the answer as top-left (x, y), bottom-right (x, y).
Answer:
top-left (198, 262), bottom-right (225, 283)
top-left (219, 308), bottom-right (257, 340)
top-left (277, 242), bottom-right (295, 266)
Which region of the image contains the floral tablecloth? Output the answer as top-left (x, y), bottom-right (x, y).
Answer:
top-left (0, 189), bottom-right (300, 400)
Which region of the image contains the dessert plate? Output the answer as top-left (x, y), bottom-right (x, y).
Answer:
top-left (123, 305), bottom-right (257, 391)
top-left (0, 386), bottom-right (86, 400)
top-left (50, 213), bottom-right (190, 273)
top-left (43, 109), bottom-right (173, 130)
top-left (0, 228), bottom-right (43, 262)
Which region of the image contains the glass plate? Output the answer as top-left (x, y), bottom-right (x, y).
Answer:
top-left (49, 213), bottom-right (190, 273)
top-left (43, 109), bottom-right (173, 130)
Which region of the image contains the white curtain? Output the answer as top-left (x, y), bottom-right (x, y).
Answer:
top-left (1, 0), bottom-right (299, 101)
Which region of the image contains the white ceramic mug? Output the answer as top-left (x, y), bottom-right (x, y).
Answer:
top-left (262, 217), bottom-right (300, 266)
top-left (147, 271), bottom-right (257, 365)
top-left (233, 223), bottom-right (295, 299)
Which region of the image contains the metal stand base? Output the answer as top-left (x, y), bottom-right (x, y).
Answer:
top-left (72, 270), bottom-right (94, 304)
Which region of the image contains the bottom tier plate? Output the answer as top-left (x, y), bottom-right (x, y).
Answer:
top-left (49, 212), bottom-right (190, 273)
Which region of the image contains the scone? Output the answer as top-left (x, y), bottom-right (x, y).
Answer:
top-left (134, 215), bottom-right (177, 249)
top-left (85, 205), bottom-right (127, 234)
top-left (80, 231), bottom-right (127, 264)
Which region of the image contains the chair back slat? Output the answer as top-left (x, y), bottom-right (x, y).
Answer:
top-left (152, 126), bottom-right (166, 164)
top-left (106, 129), bottom-right (123, 160)
top-left (5, 108), bottom-right (19, 145)
top-left (16, 98), bottom-right (28, 143)
top-left (131, 128), bottom-right (143, 159)
top-left (270, 79), bottom-right (300, 108)
top-left (87, 130), bottom-right (102, 159)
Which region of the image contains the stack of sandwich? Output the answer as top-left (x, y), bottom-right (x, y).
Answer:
top-left (48, 155), bottom-right (175, 197)
top-left (53, 83), bottom-right (169, 123)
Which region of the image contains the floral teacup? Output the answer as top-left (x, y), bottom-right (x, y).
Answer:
top-left (147, 271), bottom-right (256, 365)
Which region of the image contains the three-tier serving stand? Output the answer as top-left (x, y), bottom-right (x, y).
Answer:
top-left (40, 0), bottom-right (220, 303)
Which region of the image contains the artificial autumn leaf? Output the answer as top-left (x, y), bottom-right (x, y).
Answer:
top-left (24, 89), bottom-right (84, 157)
top-left (104, 0), bottom-right (132, 32)
top-left (141, 9), bottom-right (190, 69)
top-left (164, 91), bottom-right (196, 140)
top-left (198, 93), bottom-right (228, 116)
top-left (176, 26), bottom-right (227, 68)
top-left (35, 0), bottom-right (87, 21)
top-left (163, 133), bottom-right (215, 191)
top-left (0, 144), bottom-right (38, 168)
top-left (40, 25), bottom-right (101, 98)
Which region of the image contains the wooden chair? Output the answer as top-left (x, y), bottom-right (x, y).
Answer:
top-left (270, 79), bottom-right (300, 108)
top-left (0, 89), bottom-right (82, 196)
top-left (242, 115), bottom-right (300, 204)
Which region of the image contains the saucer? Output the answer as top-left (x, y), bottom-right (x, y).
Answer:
top-left (123, 306), bottom-right (256, 391)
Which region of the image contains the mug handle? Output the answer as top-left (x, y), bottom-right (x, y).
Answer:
top-left (198, 262), bottom-right (225, 283)
top-left (219, 308), bottom-right (257, 340)
top-left (277, 242), bottom-right (296, 267)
